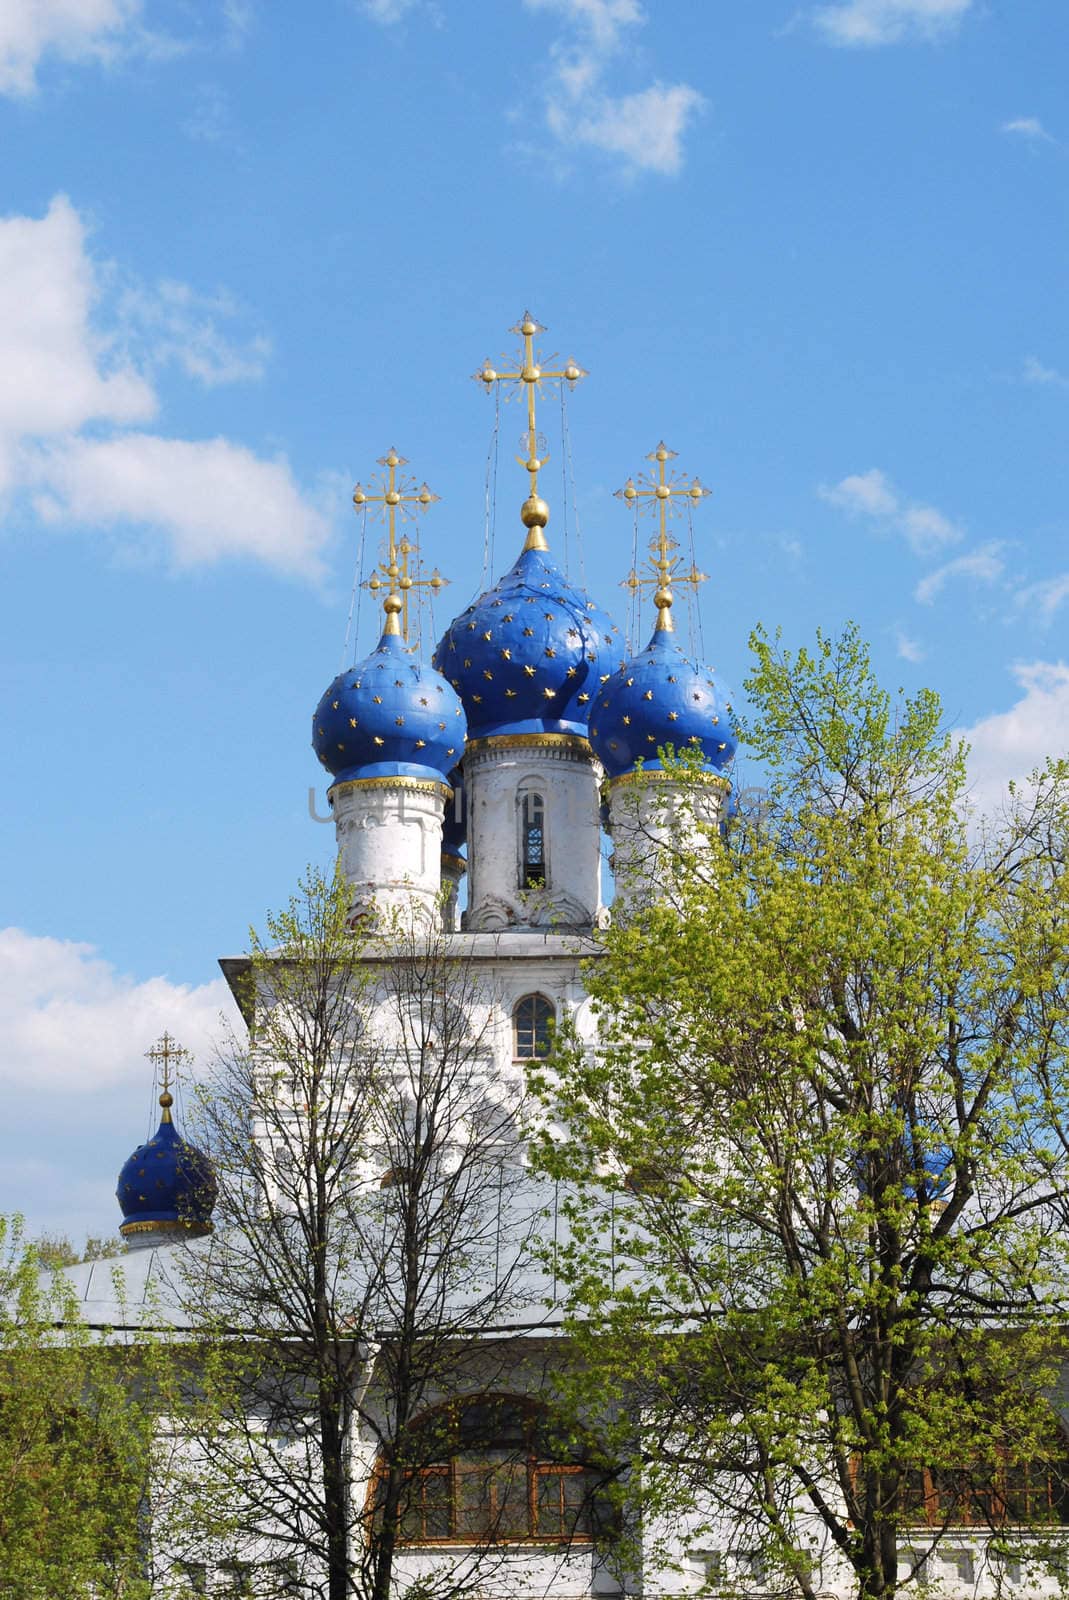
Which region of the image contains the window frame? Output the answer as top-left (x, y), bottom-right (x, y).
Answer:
top-left (511, 993), bottom-right (555, 1063)
top-left (898, 1456), bottom-right (1069, 1529)
top-left (376, 1394), bottom-right (606, 1549)
top-left (518, 787), bottom-right (548, 890)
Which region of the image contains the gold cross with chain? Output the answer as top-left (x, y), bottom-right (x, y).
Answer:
top-left (473, 312), bottom-right (587, 551)
top-left (614, 442), bottom-right (711, 634)
top-left (363, 536), bottom-right (449, 644)
top-left (353, 449), bottom-right (441, 639)
top-left (146, 1031), bottom-right (189, 1121)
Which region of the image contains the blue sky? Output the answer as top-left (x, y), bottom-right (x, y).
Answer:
top-left (0, 0), bottom-right (1066, 1241)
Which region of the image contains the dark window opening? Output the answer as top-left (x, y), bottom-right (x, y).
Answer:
top-left (512, 994), bottom-right (554, 1062)
top-left (521, 791), bottom-right (546, 889)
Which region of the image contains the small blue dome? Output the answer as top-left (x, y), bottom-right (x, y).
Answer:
top-left (589, 627), bottom-right (737, 780)
top-left (433, 545), bottom-right (624, 742)
top-left (313, 628), bottom-right (467, 786)
top-left (117, 1098), bottom-right (216, 1238)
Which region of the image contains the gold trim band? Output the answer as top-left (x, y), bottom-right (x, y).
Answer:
top-left (119, 1218), bottom-right (215, 1238)
top-left (604, 768), bottom-right (731, 794)
top-left (465, 732), bottom-right (592, 757)
top-left (440, 851), bottom-right (468, 873)
top-left (329, 776), bottom-right (453, 803)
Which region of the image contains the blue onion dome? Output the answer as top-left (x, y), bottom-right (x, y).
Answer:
top-left (433, 532), bottom-right (624, 742)
top-left (442, 766), bottom-right (466, 859)
top-left (589, 619), bottom-right (737, 781)
top-left (117, 1091), bottom-right (216, 1241)
top-left (313, 599), bottom-right (467, 786)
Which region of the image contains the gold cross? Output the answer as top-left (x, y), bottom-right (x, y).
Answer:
top-left (363, 535), bottom-right (449, 644)
top-left (614, 442), bottom-right (710, 634)
top-left (473, 312), bottom-right (586, 550)
top-left (146, 1030), bottom-right (189, 1120)
top-left (353, 449), bottom-right (440, 638)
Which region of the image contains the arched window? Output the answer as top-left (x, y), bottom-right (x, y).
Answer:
top-left (376, 1395), bottom-right (608, 1546)
top-left (519, 789), bottom-right (547, 889)
top-left (512, 994), bottom-right (554, 1062)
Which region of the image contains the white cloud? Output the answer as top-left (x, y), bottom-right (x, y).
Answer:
top-left (1001, 117), bottom-right (1056, 144)
top-left (962, 662), bottom-right (1069, 815)
top-left (1023, 355), bottom-right (1069, 390)
top-left (526, 0), bottom-right (644, 51)
top-left (117, 278), bottom-right (270, 386)
top-left (359, 0), bottom-right (420, 20)
top-left (523, 0), bottom-right (704, 177)
top-left (821, 467), bottom-right (898, 518)
top-left (0, 926), bottom-right (239, 1238)
top-left (0, 0), bottom-right (140, 95)
top-left (895, 628), bottom-right (924, 662)
top-left (547, 80), bottom-right (704, 177)
top-left (0, 196), bottom-right (154, 458)
top-left (913, 542), bottom-right (1004, 604)
top-left (27, 433), bottom-right (331, 578)
top-left (812, 0), bottom-right (973, 46)
top-left (1015, 572), bottom-right (1069, 625)
top-left (819, 467), bottom-right (962, 554)
top-left (0, 196), bottom-right (333, 578)
top-left (0, 927), bottom-right (233, 1094)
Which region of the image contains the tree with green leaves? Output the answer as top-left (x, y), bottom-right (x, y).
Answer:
top-left (0, 1214), bottom-right (156, 1598)
top-left (33, 1232), bottom-right (124, 1270)
top-left (533, 624), bottom-right (1069, 1600)
top-left (173, 869), bottom-right (543, 1600)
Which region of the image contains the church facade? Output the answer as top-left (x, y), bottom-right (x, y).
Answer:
top-left (66, 315), bottom-right (1060, 1599)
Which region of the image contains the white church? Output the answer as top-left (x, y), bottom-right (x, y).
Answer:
top-left (59, 316), bottom-right (1060, 1600)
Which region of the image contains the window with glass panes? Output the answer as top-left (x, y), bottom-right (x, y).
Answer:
top-left (512, 994), bottom-right (554, 1061)
top-left (899, 1458), bottom-right (1069, 1527)
top-left (383, 1396), bottom-right (604, 1545)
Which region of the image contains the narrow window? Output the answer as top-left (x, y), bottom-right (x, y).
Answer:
top-left (520, 790), bottom-right (547, 888)
top-left (513, 994), bottom-right (554, 1062)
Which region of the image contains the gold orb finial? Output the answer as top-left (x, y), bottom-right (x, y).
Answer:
top-left (521, 495), bottom-right (549, 529)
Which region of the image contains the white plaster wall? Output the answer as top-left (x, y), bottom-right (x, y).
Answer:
top-left (606, 780), bottom-right (724, 918)
top-left (464, 743), bottom-right (605, 932)
top-left (330, 779), bottom-right (446, 926)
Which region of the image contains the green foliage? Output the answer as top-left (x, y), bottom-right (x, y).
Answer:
top-left (33, 1232), bottom-right (124, 1269)
top-left (533, 624), bottom-right (1069, 1600)
top-left (0, 1214), bottom-right (156, 1599)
